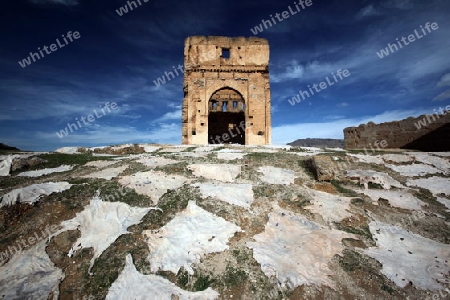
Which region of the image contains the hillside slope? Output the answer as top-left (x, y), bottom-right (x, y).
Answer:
top-left (0, 144), bottom-right (449, 299)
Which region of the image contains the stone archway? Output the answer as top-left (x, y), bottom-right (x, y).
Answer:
top-left (208, 87), bottom-right (245, 144)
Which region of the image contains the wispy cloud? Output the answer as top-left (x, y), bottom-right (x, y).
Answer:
top-left (437, 73), bottom-right (450, 87)
top-left (432, 90), bottom-right (450, 102)
top-left (271, 60), bottom-right (304, 82)
top-left (356, 4), bottom-right (382, 19)
top-left (153, 110), bottom-right (182, 123)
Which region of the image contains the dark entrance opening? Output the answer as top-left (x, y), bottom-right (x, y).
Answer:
top-left (208, 88), bottom-right (245, 144)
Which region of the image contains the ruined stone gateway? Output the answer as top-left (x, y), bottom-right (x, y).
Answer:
top-left (182, 36), bottom-right (271, 145)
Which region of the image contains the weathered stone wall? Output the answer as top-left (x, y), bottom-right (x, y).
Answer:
top-left (343, 112), bottom-right (450, 151)
top-left (182, 36), bottom-right (271, 145)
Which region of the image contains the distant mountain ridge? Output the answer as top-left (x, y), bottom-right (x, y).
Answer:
top-left (0, 143), bottom-right (20, 151)
top-left (288, 138), bottom-right (344, 148)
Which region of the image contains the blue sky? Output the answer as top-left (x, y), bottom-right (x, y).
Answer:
top-left (0, 0), bottom-right (449, 151)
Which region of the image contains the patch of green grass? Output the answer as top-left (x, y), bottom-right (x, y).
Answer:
top-left (339, 249), bottom-right (365, 272)
top-left (232, 249), bottom-right (252, 264)
top-left (182, 147), bottom-right (197, 152)
top-left (413, 188), bottom-right (439, 204)
top-left (281, 191), bottom-right (311, 209)
top-left (82, 234), bottom-right (140, 298)
top-left (287, 147), bottom-right (307, 152)
top-left (298, 159), bottom-right (315, 179)
top-left (37, 153), bottom-right (111, 168)
top-left (335, 223), bottom-right (374, 242)
top-left (153, 162), bottom-right (191, 176)
top-left (222, 265), bottom-right (248, 287)
top-left (367, 182), bottom-right (383, 189)
top-left (320, 151), bottom-right (348, 157)
top-left (212, 146), bottom-right (226, 152)
top-left (351, 198), bottom-right (365, 206)
top-left (381, 283), bottom-right (395, 294)
top-left (52, 179), bottom-right (99, 210)
top-left (247, 151), bottom-right (298, 164)
top-left (245, 152), bottom-right (274, 160)
top-left (55, 179), bottom-right (152, 209)
top-left (338, 249), bottom-right (396, 295)
top-left (194, 275), bottom-right (213, 291)
top-left (98, 182), bottom-right (151, 207)
top-left (177, 269), bottom-right (190, 289)
top-left (133, 185), bottom-right (195, 231)
top-left (119, 161), bottom-right (149, 176)
top-left (0, 175), bottom-right (33, 190)
top-left (252, 185), bottom-right (277, 198)
top-left (330, 180), bottom-right (358, 197)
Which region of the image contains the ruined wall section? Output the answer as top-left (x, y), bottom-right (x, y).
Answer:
top-left (182, 36), bottom-right (271, 145)
top-left (343, 113), bottom-right (450, 151)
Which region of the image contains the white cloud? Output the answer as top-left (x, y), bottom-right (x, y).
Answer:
top-left (167, 103), bottom-right (182, 109)
top-left (437, 73), bottom-right (450, 87)
top-left (271, 60), bottom-right (304, 83)
top-left (356, 5), bottom-right (382, 19)
top-left (153, 110), bottom-right (182, 123)
top-left (432, 90), bottom-right (450, 102)
top-left (337, 102), bottom-right (349, 107)
top-left (271, 60), bottom-right (343, 84)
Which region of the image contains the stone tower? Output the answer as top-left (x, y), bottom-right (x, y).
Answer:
top-left (181, 36), bottom-right (271, 145)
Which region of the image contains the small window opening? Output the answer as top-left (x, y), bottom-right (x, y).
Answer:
top-left (222, 101), bottom-right (228, 112)
top-left (222, 48), bottom-right (230, 59)
top-left (192, 131), bottom-right (196, 135)
top-left (233, 101), bottom-right (238, 109)
top-left (258, 131), bottom-right (264, 136)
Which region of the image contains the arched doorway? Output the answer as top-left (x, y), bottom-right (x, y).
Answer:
top-left (208, 88), bottom-right (245, 144)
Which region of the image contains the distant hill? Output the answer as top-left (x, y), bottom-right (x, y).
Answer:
top-left (0, 143), bottom-right (20, 151)
top-left (288, 138), bottom-right (344, 148)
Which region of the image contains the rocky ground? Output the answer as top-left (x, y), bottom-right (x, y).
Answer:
top-left (0, 144), bottom-right (449, 300)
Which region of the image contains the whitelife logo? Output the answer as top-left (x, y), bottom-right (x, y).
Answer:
top-left (250, 0), bottom-right (313, 35)
top-left (56, 102), bottom-right (119, 139)
top-left (0, 224), bottom-right (58, 265)
top-left (414, 105), bottom-right (450, 130)
top-left (288, 69), bottom-right (351, 106)
top-left (18, 31), bottom-right (81, 68)
top-left (115, 0), bottom-right (150, 16)
top-left (152, 49), bottom-right (217, 87)
top-left (376, 22), bottom-right (439, 59)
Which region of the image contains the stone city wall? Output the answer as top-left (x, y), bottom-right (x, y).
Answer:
top-left (344, 111), bottom-right (450, 151)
